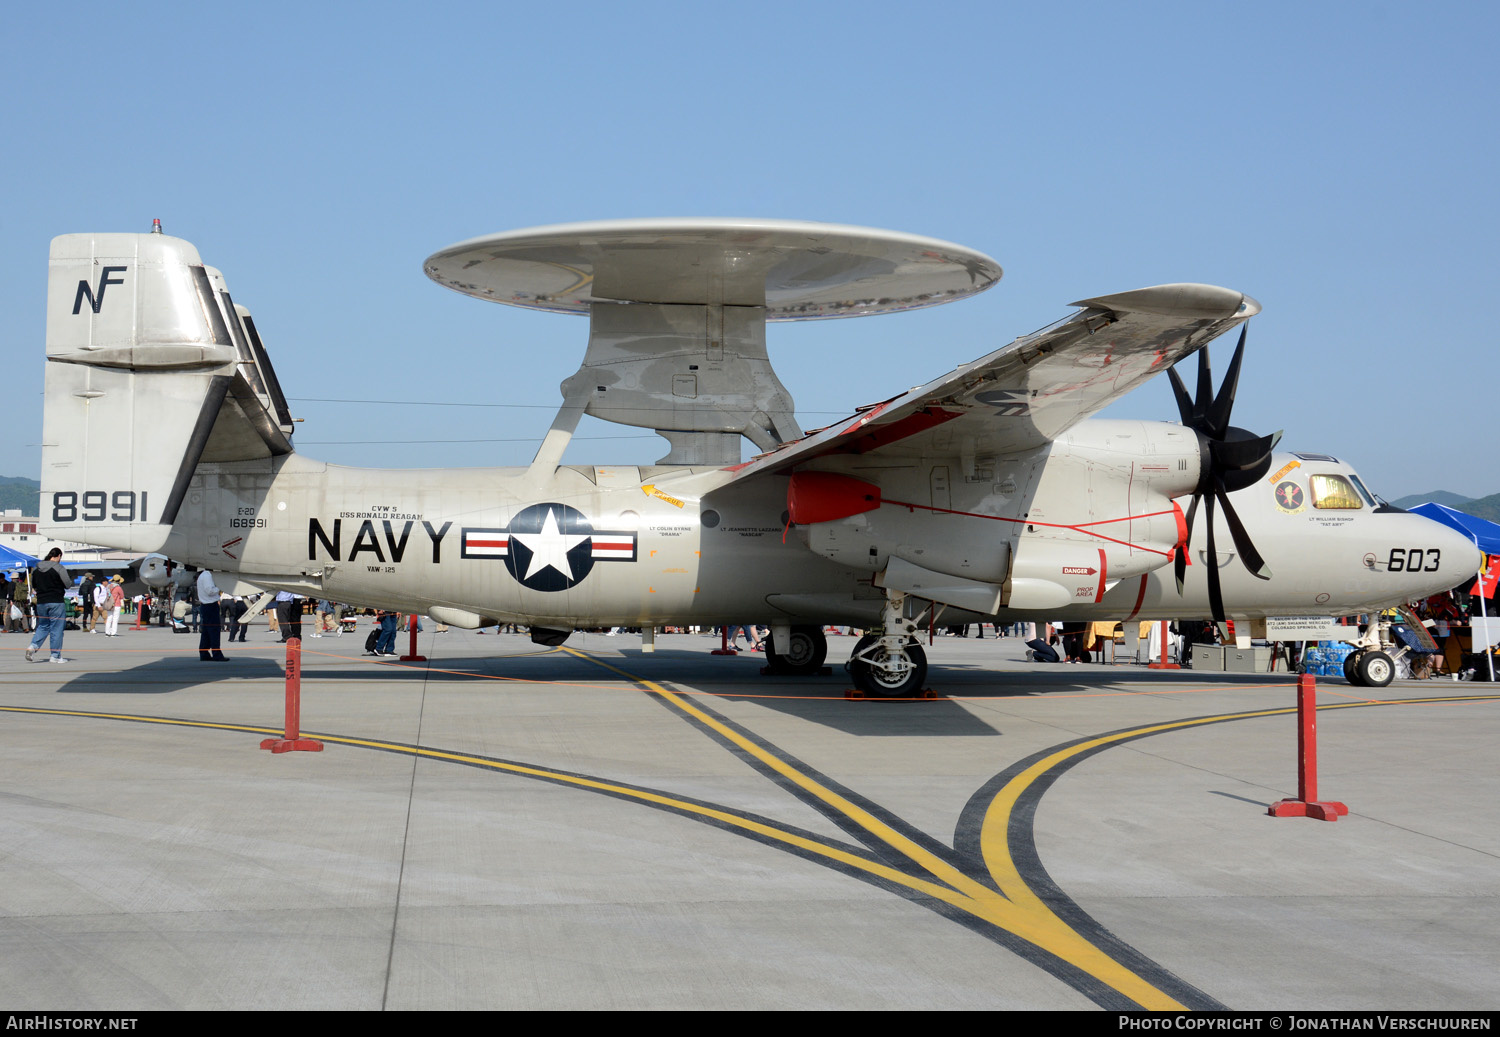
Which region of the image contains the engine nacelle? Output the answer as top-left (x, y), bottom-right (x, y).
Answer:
top-left (795, 497), bottom-right (1014, 582)
top-left (1003, 521), bottom-right (1183, 610)
top-left (791, 420), bottom-right (1199, 611)
top-left (1000, 421), bottom-right (1194, 610)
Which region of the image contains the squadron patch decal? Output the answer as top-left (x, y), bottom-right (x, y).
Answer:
top-left (1273, 480), bottom-right (1306, 515)
top-left (463, 503), bottom-right (637, 592)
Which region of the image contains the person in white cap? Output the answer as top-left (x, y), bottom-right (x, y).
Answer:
top-left (195, 567), bottom-right (228, 662)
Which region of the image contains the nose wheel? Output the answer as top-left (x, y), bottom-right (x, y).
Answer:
top-left (1344, 649), bottom-right (1395, 688)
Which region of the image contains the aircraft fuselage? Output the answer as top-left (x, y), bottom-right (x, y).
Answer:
top-left (119, 431), bottom-right (1477, 631)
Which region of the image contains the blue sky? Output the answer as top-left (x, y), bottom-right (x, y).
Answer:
top-left (5, 2), bottom-right (1495, 498)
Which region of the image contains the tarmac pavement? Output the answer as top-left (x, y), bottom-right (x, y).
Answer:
top-left (1, 621), bottom-right (1497, 1010)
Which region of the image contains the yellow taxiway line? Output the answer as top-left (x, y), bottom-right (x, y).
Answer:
top-left (6, 659), bottom-right (1496, 1013)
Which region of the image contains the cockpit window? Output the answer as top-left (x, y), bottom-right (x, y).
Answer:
top-left (1347, 473), bottom-right (1378, 507)
top-left (1310, 474), bottom-right (1363, 510)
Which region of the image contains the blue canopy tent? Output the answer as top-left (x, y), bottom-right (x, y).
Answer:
top-left (1410, 503), bottom-right (1500, 557)
top-left (0, 543), bottom-right (37, 572)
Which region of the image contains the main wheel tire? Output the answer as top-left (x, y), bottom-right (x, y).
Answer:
top-left (1356, 650), bottom-right (1395, 688)
top-left (1343, 651), bottom-right (1364, 686)
top-left (765, 625), bottom-right (828, 675)
top-left (850, 640), bottom-right (927, 698)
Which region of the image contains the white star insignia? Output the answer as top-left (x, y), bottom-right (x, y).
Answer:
top-left (511, 507), bottom-right (589, 583)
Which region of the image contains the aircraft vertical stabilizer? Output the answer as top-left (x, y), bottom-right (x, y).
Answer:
top-left (41, 232), bottom-right (246, 552)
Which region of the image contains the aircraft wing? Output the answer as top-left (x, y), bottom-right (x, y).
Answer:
top-left (726, 283), bottom-right (1260, 477)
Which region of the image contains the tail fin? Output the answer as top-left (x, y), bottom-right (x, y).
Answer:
top-left (41, 231), bottom-right (293, 552)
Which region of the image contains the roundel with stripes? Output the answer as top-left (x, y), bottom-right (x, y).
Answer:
top-left (459, 503), bottom-right (637, 592)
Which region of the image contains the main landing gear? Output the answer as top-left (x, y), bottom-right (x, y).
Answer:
top-left (759, 593), bottom-right (929, 696)
top-left (846, 591), bottom-right (928, 698)
top-left (764, 625), bottom-right (828, 675)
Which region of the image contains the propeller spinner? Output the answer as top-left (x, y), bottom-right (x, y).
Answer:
top-left (1167, 326), bottom-right (1281, 622)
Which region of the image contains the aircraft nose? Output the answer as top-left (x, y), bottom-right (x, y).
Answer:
top-left (1418, 515), bottom-right (1486, 595)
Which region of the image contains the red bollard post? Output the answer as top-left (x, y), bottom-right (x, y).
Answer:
top-left (400, 613), bottom-right (427, 662)
top-left (260, 637), bottom-right (323, 753)
top-left (1268, 673), bottom-right (1347, 821)
top-left (711, 625), bottom-right (738, 656)
top-left (1146, 620), bottom-right (1179, 669)
top-left (130, 598), bottom-right (148, 630)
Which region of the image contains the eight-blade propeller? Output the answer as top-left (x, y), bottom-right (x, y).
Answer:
top-left (1167, 326), bottom-right (1281, 622)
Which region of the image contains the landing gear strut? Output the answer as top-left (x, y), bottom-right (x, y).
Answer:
top-left (1341, 615), bottom-right (1400, 688)
top-left (846, 591), bottom-right (928, 697)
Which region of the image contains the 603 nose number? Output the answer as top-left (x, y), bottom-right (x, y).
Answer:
top-left (1387, 548), bottom-right (1440, 572)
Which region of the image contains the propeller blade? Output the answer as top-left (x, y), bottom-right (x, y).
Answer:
top-left (1204, 491), bottom-right (1225, 623)
top-left (1166, 365), bottom-right (1195, 426)
top-left (1205, 326), bottom-right (1247, 438)
top-left (1194, 347), bottom-right (1214, 423)
top-left (1174, 493), bottom-right (1200, 594)
top-left (1214, 481), bottom-right (1273, 581)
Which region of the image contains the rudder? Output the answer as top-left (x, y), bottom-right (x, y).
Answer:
top-left (41, 231), bottom-right (292, 553)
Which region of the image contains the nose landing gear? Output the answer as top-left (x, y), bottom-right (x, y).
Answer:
top-left (1340, 614), bottom-right (1400, 688)
top-left (1343, 646), bottom-right (1396, 688)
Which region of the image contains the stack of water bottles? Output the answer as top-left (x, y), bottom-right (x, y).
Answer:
top-left (1300, 641), bottom-right (1356, 677)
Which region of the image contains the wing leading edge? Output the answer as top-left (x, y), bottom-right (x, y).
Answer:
top-left (725, 282), bottom-right (1260, 477)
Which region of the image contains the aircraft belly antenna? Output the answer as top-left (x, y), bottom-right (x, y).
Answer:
top-left (423, 219), bottom-right (1002, 469)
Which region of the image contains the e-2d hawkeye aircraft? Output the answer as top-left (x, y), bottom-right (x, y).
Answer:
top-left (39, 220), bottom-right (1479, 694)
